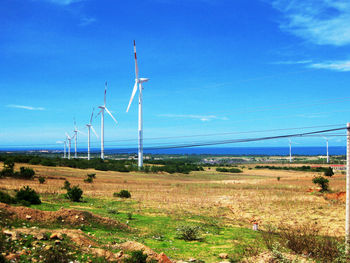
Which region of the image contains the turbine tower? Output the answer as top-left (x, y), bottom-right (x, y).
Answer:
top-left (56, 141), bottom-right (66, 158)
top-left (72, 120), bottom-right (85, 159)
top-left (65, 133), bottom-right (72, 160)
top-left (323, 137), bottom-right (329, 163)
top-left (86, 109), bottom-right (99, 160)
top-left (98, 82), bottom-right (118, 160)
top-left (289, 139), bottom-right (292, 163)
top-left (126, 40), bottom-right (149, 168)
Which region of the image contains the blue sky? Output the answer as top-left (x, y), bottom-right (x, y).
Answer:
top-left (1, 0), bottom-right (350, 149)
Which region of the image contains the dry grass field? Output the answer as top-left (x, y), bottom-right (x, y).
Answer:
top-left (0, 162), bottom-right (346, 238)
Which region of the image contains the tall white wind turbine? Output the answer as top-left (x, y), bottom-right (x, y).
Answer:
top-left (65, 133), bottom-right (72, 160)
top-left (98, 82), bottom-right (118, 160)
top-left (86, 109), bottom-right (99, 160)
top-left (126, 40), bottom-right (149, 168)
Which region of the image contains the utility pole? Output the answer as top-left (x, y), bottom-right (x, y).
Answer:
top-left (346, 123), bottom-right (350, 247)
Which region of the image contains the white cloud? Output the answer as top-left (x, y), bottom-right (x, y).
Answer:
top-left (7, 105), bottom-right (45, 111)
top-left (309, 60), bottom-right (350, 71)
top-left (79, 17), bottom-right (96, 26)
top-left (272, 60), bottom-right (312, 65)
top-left (159, 114), bottom-right (228, 122)
top-left (271, 0), bottom-right (350, 46)
top-left (44, 0), bottom-right (83, 5)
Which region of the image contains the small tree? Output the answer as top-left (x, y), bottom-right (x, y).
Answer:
top-left (324, 167), bottom-right (334, 177)
top-left (84, 173), bottom-right (95, 183)
top-left (66, 186), bottom-right (83, 202)
top-left (312, 176), bottom-right (329, 192)
top-left (1, 159), bottom-right (15, 177)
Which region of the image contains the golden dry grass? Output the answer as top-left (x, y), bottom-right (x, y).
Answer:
top-left (0, 162), bottom-right (346, 237)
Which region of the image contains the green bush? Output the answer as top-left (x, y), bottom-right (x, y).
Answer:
top-left (15, 186), bottom-right (41, 205)
top-left (113, 190), bottom-right (131, 198)
top-left (312, 176), bottom-right (329, 192)
top-left (66, 186), bottom-right (83, 202)
top-left (124, 250), bottom-right (148, 263)
top-left (216, 167), bottom-right (242, 173)
top-left (62, 180), bottom-right (71, 190)
top-left (38, 176), bottom-right (45, 184)
top-left (324, 167), bottom-right (334, 177)
top-left (0, 191), bottom-right (17, 204)
top-left (176, 225), bottom-right (202, 241)
top-left (18, 167), bottom-right (35, 179)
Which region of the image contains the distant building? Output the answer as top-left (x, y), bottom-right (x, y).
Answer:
top-left (330, 165), bottom-right (346, 171)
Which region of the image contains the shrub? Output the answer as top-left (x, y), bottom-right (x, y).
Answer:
top-left (84, 177), bottom-right (93, 183)
top-left (66, 186), bottom-right (83, 202)
top-left (38, 176), bottom-right (45, 184)
top-left (324, 167), bottom-right (334, 177)
top-left (87, 173), bottom-right (96, 179)
top-left (0, 191), bottom-right (17, 204)
top-left (176, 225), bottom-right (202, 241)
top-left (127, 212), bottom-right (133, 220)
top-left (18, 167), bottom-right (35, 179)
top-left (216, 167), bottom-right (242, 173)
top-left (15, 186), bottom-right (41, 205)
top-left (278, 222), bottom-right (343, 262)
top-left (62, 180), bottom-right (71, 190)
top-left (312, 176), bottom-right (329, 192)
top-left (114, 190), bottom-right (131, 198)
top-left (124, 250), bottom-right (148, 263)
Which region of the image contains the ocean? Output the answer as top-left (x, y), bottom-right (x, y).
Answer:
top-left (0, 146), bottom-right (346, 156)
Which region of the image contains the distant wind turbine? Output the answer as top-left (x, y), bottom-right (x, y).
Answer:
top-left (86, 109), bottom-right (99, 160)
top-left (98, 82), bottom-right (118, 160)
top-left (56, 140), bottom-right (66, 159)
top-left (289, 139), bottom-right (292, 163)
top-left (72, 120), bottom-right (85, 159)
top-left (323, 137), bottom-right (329, 163)
top-left (126, 40), bottom-right (149, 168)
top-left (65, 132), bottom-right (72, 160)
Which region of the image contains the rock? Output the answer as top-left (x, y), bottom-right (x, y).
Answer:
top-left (44, 245), bottom-right (52, 251)
top-left (55, 240), bottom-right (61, 244)
top-left (6, 253), bottom-right (19, 260)
top-left (188, 259), bottom-right (196, 262)
top-left (36, 233), bottom-right (46, 240)
top-left (75, 215), bottom-right (79, 219)
top-left (117, 251), bottom-right (123, 258)
top-left (26, 215), bottom-right (32, 220)
top-left (158, 252), bottom-right (172, 263)
top-left (50, 233), bottom-right (63, 240)
top-left (219, 253), bottom-right (229, 259)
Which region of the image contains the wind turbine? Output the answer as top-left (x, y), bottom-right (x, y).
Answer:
top-left (323, 137), bottom-right (329, 163)
top-left (289, 139), bottom-right (292, 163)
top-left (65, 132), bottom-right (72, 160)
top-left (56, 140), bottom-right (66, 158)
top-left (98, 82), bottom-right (118, 160)
top-left (72, 120), bottom-right (85, 159)
top-left (86, 109), bottom-right (99, 160)
top-left (126, 40), bottom-right (149, 168)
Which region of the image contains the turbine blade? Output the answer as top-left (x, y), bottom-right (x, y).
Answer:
top-left (104, 82), bottom-right (107, 106)
top-left (134, 40), bottom-right (139, 79)
top-left (105, 107), bottom-right (118, 126)
top-left (91, 126), bottom-right (99, 138)
top-left (96, 109), bottom-right (103, 118)
top-left (65, 132), bottom-right (71, 139)
top-left (126, 81), bottom-right (138, 112)
top-left (77, 130), bottom-right (86, 136)
top-left (90, 109), bottom-right (94, 124)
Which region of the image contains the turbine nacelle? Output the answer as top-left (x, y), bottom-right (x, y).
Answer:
top-left (137, 78), bottom-right (149, 83)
